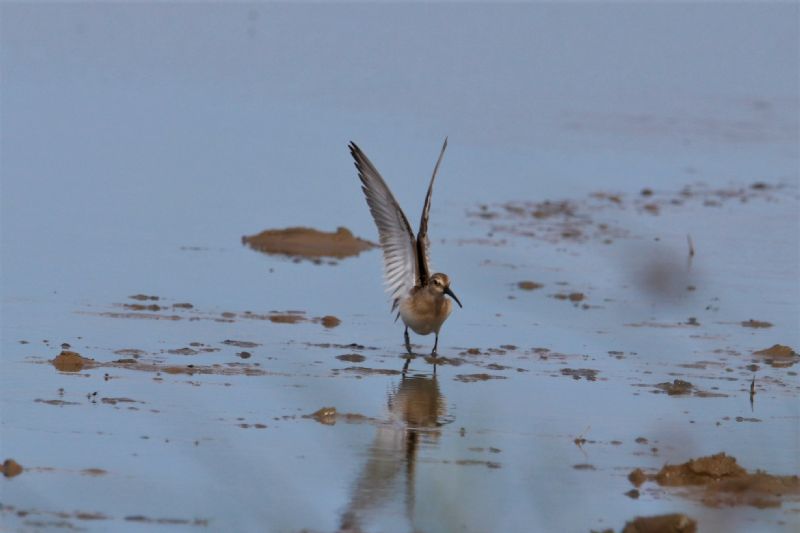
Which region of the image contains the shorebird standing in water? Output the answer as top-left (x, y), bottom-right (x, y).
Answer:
top-left (349, 138), bottom-right (462, 357)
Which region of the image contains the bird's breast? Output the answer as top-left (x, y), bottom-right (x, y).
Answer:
top-left (399, 292), bottom-right (452, 336)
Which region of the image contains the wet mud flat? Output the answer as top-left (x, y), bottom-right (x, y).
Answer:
top-left (2, 180), bottom-right (799, 533)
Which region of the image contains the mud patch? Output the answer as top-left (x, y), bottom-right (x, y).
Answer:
top-left (46, 348), bottom-right (270, 377)
top-left (621, 513), bottom-right (697, 533)
top-left (517, 281), bottom-right (543, 291)
top-left (753, 344), bottom-right (798, 368)
top-left (52, 350), bottom-right (95, 372)
top-left (741, 319), bottom-right (773, 328)
top-left (338, 366), bottom-right (402, 377)
top-left (242, 226), bottom-right (376, 261)
top-left (631, 453), bottom-right (800, 508)
top-left (303, 407), bottom-right (379, 426)
top-left (560, 368), bottom-right (599, 381)
top-left (650, 379), bottom-right (727, 398)
top-left (222, 340), bottom-right (261, 349)
top-left (320, 315), bottom-right (341, 328)
top-left (124, 516), bottom-right (209, 526)
top-left (336, 354), bottom-right (366, 363)
top-left (453, 373), bottom-right (507, 383)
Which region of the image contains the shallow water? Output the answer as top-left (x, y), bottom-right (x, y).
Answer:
top-left (2, 4), bottom-right (799, 532)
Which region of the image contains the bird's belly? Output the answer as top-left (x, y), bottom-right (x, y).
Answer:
top-left (399, 298), bottom-right (452, 336)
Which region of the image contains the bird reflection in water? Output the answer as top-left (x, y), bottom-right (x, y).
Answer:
top-left (339, 371), bottom-right (447, 532)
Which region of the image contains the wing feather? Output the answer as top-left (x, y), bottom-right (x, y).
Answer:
top-left (416, 137), bottom-right (448, 283)
top-left (349, 142), bottom-right (419, 311)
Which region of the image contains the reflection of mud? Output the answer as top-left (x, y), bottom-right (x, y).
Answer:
top-left (242, 226), bottom-right (376, 262)
top-left (621, 513), bottom-right (697, 533)
top-left (631, 453), bottom-right (800, 508)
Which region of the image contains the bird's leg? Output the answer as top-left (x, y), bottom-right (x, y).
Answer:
top-left (431, 333), bottom-right (439, 357)
top-left (402, 357), bottom-right (411, 375)
top-left (404, 326), bottom-right (412, 354)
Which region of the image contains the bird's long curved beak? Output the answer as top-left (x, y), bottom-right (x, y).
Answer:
top-left (444, 287), bottom-right (462, 308)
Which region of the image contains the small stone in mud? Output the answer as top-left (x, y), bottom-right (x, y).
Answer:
top-left (741, 319), bottom-right (772, 328)
top-left (236, 351), bottom-right (252, 359)
top-left (1, 459), bottom-right (23, 478)
top-left (336, 353), bottom-right (365, 363)
top-left (573, 463), bottom-right (596, 470)
top-left (517, 281), bottom-right (543, 291)
top-left (621, 514), bottom-right (697, 533)
top-left (625, 489), bottom-right (640, 499)
top-left (52, 350), bottom-right (94, 372)
top-left (320, 315), bottom-right (341, 328)
top-left (628, 468), bottom-right (647, 487)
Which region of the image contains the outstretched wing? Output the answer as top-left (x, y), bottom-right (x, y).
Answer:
top-left (416, 137), bottom-right (448, 285)
top-left (350, 142), bottom-right (419, 311)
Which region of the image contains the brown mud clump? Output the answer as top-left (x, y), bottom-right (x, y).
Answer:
top-left (268, 314), bottom-right (305, 324)
top-left (741, 319), bottom-right (772, 328)
top-left (656, 453), bottom-right (745, 485)
top-left (628, 468), bottom-right (647, 487)
top-left (320, 315), bottom-right (341, 328)
top-left (336, 354), bottom-right (366, 363)
top-left (453, 373), bottom-right (507, 383)
top-left (242, 227), bottom-right (376, 261)
top-left (621, 513), bottom-right (697, 533)
top-left (753, 344), bottom-right (798, 368)
top-left (632, 452), bottom-right (800, 508)
top-left (1, 459), bottom-right (23, 478)
top-left (52, 350), bottom-right (95, 372)
top-left (517, 281), bottom-right (543, 291)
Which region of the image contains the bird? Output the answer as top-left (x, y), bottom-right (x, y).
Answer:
top-left (349, 138), bottom-right (462, 357)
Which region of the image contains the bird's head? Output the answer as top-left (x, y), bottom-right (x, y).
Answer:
top-left (430, 273), bottom-right (462, 308)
